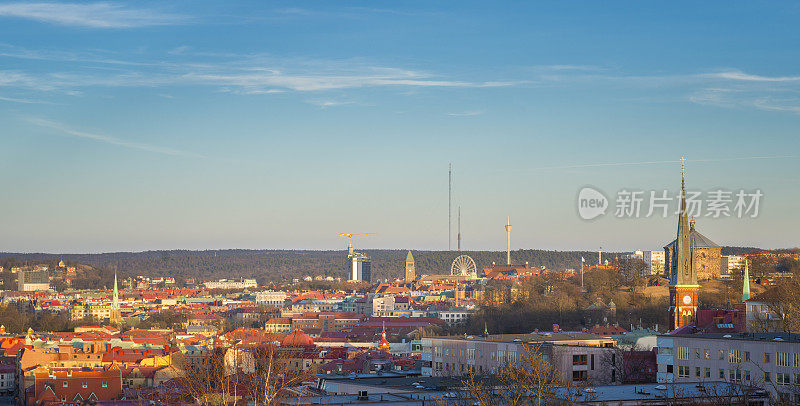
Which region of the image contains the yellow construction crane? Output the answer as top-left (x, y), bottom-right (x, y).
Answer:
top-left (339, 233), bottom-right (376, 256)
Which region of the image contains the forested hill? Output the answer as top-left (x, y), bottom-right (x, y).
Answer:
top-left (0, 247), bottom-right (762, 284)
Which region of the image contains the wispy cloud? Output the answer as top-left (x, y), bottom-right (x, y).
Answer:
top-left (27, 118), bottom-right (204, 157)
top-left (0, 95), bottom-right (52, 104)
top-left (447, 110), bottom-right (484, 117)
top-left (706, 70), bottom-right (800, 82)
top-left (306, 99), bottom-right (354, 108)
top-left (0, 2), bottom-right (188, 28)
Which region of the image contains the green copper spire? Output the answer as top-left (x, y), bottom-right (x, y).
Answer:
top-left (670, 158), bottom-right (695, 287)
top-left (112, 272), bottom-right (119, 310)
top-left (742, 259), bottom-right (751, 302)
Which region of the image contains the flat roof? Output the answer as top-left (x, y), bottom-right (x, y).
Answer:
top-left (427, 332), bottom-right (615, 343)
top-left (661, 332), bottom-right (800, 343)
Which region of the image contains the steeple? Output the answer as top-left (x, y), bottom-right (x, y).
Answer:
top-left (112, 272), bottom-right (119, 310)
top-left (742, 259), bottom-right (751, 302)
top-left (670, 157), bottom-right (695, 287)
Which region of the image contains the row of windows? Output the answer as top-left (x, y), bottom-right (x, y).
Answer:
top-left (676, 366), bottom-right (800, 386)
top-left (676, 346), bottom-right (800, 366)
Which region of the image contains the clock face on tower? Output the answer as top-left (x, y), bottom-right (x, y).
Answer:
top-left (683, 295), bottom-right (692, 305)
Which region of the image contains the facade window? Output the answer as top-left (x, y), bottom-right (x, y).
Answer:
top-left (704, 367), bottom-right (711, 378)
top-left (678, 366), bottom-right (690, 378)
top-left (764, 353), bottom-right (771, 364)
top-left (62, 381), bottom-right (68, 387)
top-left (777, 352), bottom-right (791, 367)
top-left (704, 349), bottom-right (710, 359)
top-left (572, 370), bottom-right (587, 381)
top-left (694, 348), bottom-right (700, 359)
top-left (744, 351), bottom-right (750, 362)
top-left (572, 354), bottom-right (588, 366)
top-left (794, 353), bottom-right (800, 367)
top-left (695, 367), bottom-right (701, 377)
top-left (666, 365), bottom-right (673, 373)
top-left (777, 373), bottom-right (790, 386)
top-left (718, 350), bottom-right (724, 360)
top-left (719, 369), bottom-right (725, 379)
top-left (764, 372), bottom-right (771, 382)
top-left (728, 350), bottom-right (741, 363)
top-left (745, 370), bottom-right (750, 381)
top-left (729, 369), bottom-right (741, 382)
top-left (677, 346), bottom-right (690, 360)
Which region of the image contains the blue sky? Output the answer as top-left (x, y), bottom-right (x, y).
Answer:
top-left (1, 1), bottom-right (799, 253)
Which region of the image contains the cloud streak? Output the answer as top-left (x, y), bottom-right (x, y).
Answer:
top-left (0, 2), bottom-right (188, 28)
top-left (27, 118), bottom-right (204, 157)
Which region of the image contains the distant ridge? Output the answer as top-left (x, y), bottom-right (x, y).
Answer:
top-left (0, 246), bottom-right (765, 284)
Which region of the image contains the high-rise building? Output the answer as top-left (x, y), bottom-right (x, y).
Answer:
top-left (404, 251), bottom-right (416, 283)
top-left (669, 160), bottom-right (699, 331)
top-left (643, 250), bottom-right (665, 276)
top-left (18, 269), bottom-right (50, 292)
top-left (350, 252), bottom-right (372, 283)
top-left (721, 255), bottom-right (745, 278)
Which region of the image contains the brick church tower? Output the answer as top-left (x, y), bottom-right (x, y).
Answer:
top-left (669, 159), bottom-right (699, 331)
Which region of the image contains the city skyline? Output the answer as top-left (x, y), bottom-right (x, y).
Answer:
top-left (2, 1), bottom-right (800, 253)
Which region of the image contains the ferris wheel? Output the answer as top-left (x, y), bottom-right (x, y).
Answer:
top-left (451, 255), bottom-right (477, 276)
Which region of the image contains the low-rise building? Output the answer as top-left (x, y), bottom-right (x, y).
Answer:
top-left (422, 332), bottom-right (619, 385)
top-left (656, 332), bottom-right (800, 404)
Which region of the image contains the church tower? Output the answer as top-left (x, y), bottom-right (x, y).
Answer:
top-left (111, 272), bottom-right (121, 325)
top-left (404, 251), bottom-right (416, 283)
top-left (669, 158), bottom-right (699, 330)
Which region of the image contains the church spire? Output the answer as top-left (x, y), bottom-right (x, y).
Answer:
top-left (742, 259), bottom-right (751, 302)
top-left (112, 272), bottom-right (119, 310)
top-left (671, 157), bottom-right (695, 286)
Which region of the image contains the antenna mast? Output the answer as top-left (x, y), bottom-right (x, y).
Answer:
top-left (448, 163), bottom-right (452, 251)
top-left (457, 206), bottom-right (461, 252)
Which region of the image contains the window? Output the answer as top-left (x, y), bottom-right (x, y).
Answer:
top-left (694, 348), bottom-right (700, 359)
top-left (677, 347), bottom-right (690, 360)
top-left (777, 352), bottom-right (791, 367)
top-left (795, 353), bottom-right (800, 367)
top-left (82, 382), bottom-right (87, 388)
top-left (572, 370), bottom-right (587, 381)
top-left (777, 373), bottom-right (790, 386)
top-left (62, 381), bottom-right (68, 387)
top-left (744, 351), bottom-right (750, 362)
top-left (719, 369), bottom-right (725, 379)
top-left (764, 353), bottom-right (771, 364)
top-left (678, 366), bottom-right (690, 378)
top-left (764, 372), bottom-right (771, 382)
top-left (572, 354), bottom-right (588, 366)
top-left (102, 381), bottom-right (108, 388)
top-left (695, 367), bottom-right (701, 377)
top-left (705, 367), bottom-right (711, 378)
top-left (704, 349), bottom-right (710, 359)
top-left (729, 369), bottom-right (741, 382)
top-left (729, 350), bottom-right (741, 363)
top-left (719, 350), bottom-right (725, 360)
top-left (666, 365), bottom-right (673, 373)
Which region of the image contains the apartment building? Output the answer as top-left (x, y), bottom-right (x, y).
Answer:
top-left (657, 332), bottom-right (800, 404)
top-left (422, 332), bottom-right (619, 385)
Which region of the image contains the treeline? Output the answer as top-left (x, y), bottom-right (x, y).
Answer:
top-left (0, 249), bottom-right (611, 284)
top-left (0, 246), bottom-right (774, 284)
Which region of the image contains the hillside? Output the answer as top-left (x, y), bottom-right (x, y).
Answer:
top-left (0, 246), bottom-right (764, 284)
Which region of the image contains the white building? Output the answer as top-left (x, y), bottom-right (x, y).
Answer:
top-left (643, 250), bottom-right (665, 276)
top-left (254, 290), bottom-right (288, 307)
top-left (203, 278), bottom-right (257, 290)
top-left (657, 332), bottom-right (800, 404)
top-left (721, 255), bottom-right (746, 279)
